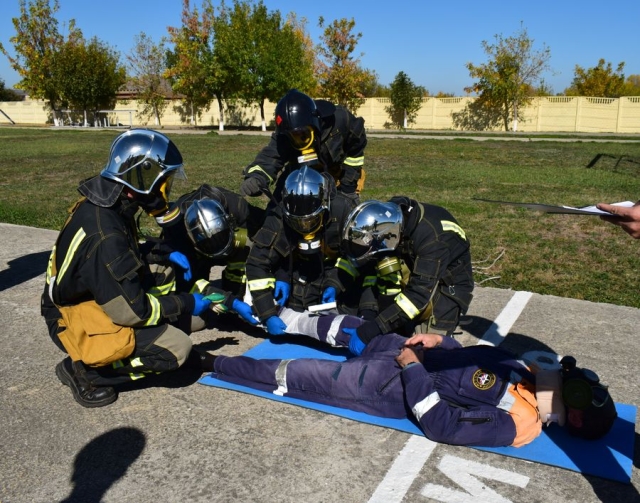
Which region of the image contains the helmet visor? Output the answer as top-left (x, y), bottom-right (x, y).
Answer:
top-left (286, 126), bottom-right (315, 151)
top-left (284, 210), bottom-right (324, 235)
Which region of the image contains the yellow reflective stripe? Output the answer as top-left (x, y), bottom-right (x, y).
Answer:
top-left (192, 279), bottom-right (210, 294)
top-left (224, 271), bottom-right (246, 283)
top-left (441, 220), bottom-right (466, 240)
top-left (130, 357), bottom-right (144, 367)
top-left (45, 247), bottom-right (56, 284)
top-left (336, 257), bottom-right (358, 278)
top-left (248, 277), bottom-right (275, 291)
top-left (129, 372), bottom-right (146, 380)
top-left (57, 227), bottom-right (86, 283)
top-left (343, 155), bottom-right (364, 167)
top-left (112, 359), bottom-right (125, 369)
top-left (382, 288), bottom-right (402, 295)
top-left (225, 261), bottom-right (245, 271)
top-left (363, 275), bottom-right (377, 287)
top-left (148, 280), bottom-right (175, 297)
top-left (395, 292), bottom-right (421, 319)
top-left (246, 165), bottom-right (274, 184)
top-left (144, 293), bottom-right (162, 326)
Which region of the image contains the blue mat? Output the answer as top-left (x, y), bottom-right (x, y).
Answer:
top-left (199, 339), bottom-right (636, 483)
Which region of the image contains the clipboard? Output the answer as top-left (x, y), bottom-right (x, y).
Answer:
top-left (474, 198), bottom-right (634, 216)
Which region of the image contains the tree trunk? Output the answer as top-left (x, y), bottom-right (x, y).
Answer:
top-left (260, 100), bottom-right (266, 132)
top-left (217, 97), bottom-right (225, 131)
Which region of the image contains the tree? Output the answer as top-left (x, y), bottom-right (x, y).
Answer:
top-left (165, 0), bottom-right (216, 126)
top-left (316, 17), bottom-right (374, 113)
top-left (454, 25), bottom-right (551, 131)
top-left (623, 75), bottom-right (640, 96)
top-left (127, 33), bottom-right (171, 126)
top-left (213, 0), bottom-right (315, 131)
top-left (54, 36), bottom-right (126, 126)
top-left (0, 0), bottom-right (82, 118)
top-left (564, 59), bottom-right (626, 97)
top-left (0, 79), bottom-right (23, 101)
top-left (385, 71), bottom-right (425, 129)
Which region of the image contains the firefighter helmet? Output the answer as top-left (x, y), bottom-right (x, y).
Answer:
top-left (275, 89), bottom-right (322, 151)
top-left (184, 199), bottom-right (235, 258)
top-left (281, 166), bottom-right (330, 235)
top-left (101, 129), bottom-right (185, 204)
top-left (342, 200), bottom-right (403, 266)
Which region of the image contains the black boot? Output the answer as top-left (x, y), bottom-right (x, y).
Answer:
top-left (184, 349), bottom-right (217, 372)
top-left (55, 357), bottom-right (118, 408)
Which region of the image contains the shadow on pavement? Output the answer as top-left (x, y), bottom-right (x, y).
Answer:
top-left (60, 427), bottom-right (146, 503)
top-left (0, 250), bottom-right (49, 292)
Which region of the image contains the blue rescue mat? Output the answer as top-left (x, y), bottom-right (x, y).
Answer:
top-left (199, 339), bottom-right (636, 483)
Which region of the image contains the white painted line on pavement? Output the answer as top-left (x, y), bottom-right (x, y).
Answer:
top-left (367, 290), bottom-right (533, 502)
top-left (476, 291), bottom-right (533, 347)
top-left (368, 435), bottom-right (438, 503)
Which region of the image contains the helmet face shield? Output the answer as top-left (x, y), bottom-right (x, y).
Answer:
top-left (286, 126), bottom-right (315, 151)
top-left (101, 129), bottom-right (185, 197)
top-left (342, 201), bottom-right (403, 266)
top-left (281, 167), bottom-right (329, 235)
top-left (184, 199), bottom-right (234, 257)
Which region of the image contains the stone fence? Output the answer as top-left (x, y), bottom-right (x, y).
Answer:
top-left (1, 95), bottom-right (640, 133)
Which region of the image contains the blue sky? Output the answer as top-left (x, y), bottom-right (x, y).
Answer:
top-left (1, 0), bottom-right (639, 95)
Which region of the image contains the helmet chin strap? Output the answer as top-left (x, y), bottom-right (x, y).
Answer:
top-left (123, 187), bottom-right (168, 216)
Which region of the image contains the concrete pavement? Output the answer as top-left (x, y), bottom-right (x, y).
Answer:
top-left (0, 222), bottom-right (638, 503)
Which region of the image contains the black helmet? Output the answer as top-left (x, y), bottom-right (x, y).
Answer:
top-left (275, 89), bottom-right (321, 151)
top-left (281, 166), bottom-right (330, 235)
top-left (184, 199), bottom-right (235, 258)
top-left (101, 129), bottom-right (185, 213)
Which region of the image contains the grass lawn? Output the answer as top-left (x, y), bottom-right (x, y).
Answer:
top-left (1, 127), bottom-right (639, 308)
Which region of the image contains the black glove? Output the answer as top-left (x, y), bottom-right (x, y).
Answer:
top-left (240, 176), bottom-right (266, 197)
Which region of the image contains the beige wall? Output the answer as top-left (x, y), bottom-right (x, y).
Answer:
top-left (2, 96), bottom-right (640, 133)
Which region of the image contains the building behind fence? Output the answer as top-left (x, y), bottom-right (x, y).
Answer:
top-left (1, 96), bottom-right (640, 133)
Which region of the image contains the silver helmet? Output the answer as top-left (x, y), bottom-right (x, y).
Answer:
top-left (281, 166), bottom-right (330, 235)
top-left (184, 199), bottom-right (234, 258)
top-left (341, 200), bottom-right (403, 266)
top-left (101, 129), bottom-right (185, 200)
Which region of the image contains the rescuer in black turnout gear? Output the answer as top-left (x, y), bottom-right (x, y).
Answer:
top-left (152, 184), bottom-right (266, 329)
top-left (335, 197), bottom-right (474, 353)
top-left (245, 166), bottom-right (356, 335)
top-left (41, 129), bottom-right (216, 408)
top-left (240, 89), bottom-right (367, 201)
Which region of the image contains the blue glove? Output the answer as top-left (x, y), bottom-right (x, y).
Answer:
top-left (322, 286), bottom-right (337, 304)
top-left (169, 251), bottom-right (192, 282)
top-left (274, 281), bottom-right (290, 306)
top-left (265, 315), bottom-right (287, 335)
top-left (192, 293), bottom-right (212, 316)
top-left (343, 327), bottom-right (366, 356)
top-left (232, 298), bottom-right (258, 325)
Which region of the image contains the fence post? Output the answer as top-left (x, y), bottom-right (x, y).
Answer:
top-left (616, 97), bottom-right (623, 133)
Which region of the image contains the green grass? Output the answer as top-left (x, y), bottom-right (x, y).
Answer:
top-left (2, 127), bottom-right (640, 308)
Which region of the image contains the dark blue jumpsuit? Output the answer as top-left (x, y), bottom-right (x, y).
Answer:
top-left (212, 326), bottom-right (541, 447)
